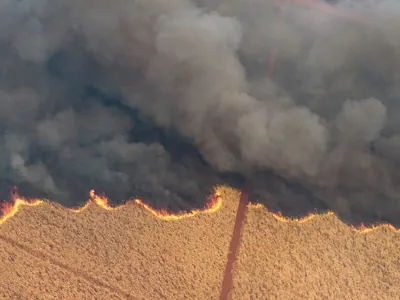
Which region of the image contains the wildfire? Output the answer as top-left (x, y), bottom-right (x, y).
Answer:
top-left (69, 190), bottom-right (122, 213)
top-left (248, 202), bottom-right (400, 234)
top-left (272, 210), bottom-right (335, 224)
top-left (134, 189), bottom-right (222, 221)
top-left (0, 187), bottom-right (223, 225)
top-left (1, 187), bottom-right (399, 234)
top-left (352, 222), bottom-right (400, 234)
top-left (0, 187), bottom-right (44, 225)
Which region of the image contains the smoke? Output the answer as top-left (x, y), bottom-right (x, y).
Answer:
top-left (1, 0), bottom-right (400, 225)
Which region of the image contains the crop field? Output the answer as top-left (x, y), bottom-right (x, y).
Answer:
top-left (1, 187), bottom-right (399, 299)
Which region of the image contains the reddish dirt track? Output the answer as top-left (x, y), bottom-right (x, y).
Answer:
top-left (219, 189), bottom-right (249, 300)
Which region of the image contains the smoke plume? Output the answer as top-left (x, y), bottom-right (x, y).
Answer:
top-left (1, 0), bottom-right (400, 225)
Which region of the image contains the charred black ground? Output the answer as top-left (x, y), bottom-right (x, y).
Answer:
top-left (1, 0), bottom-right (400, 227)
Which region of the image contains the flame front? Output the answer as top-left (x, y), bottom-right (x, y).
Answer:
top-left (134, 190), bottom-right (222, 221)
top-left (70, 190), bottom-right (119, 213)
top-left (0, 189), bottom-right (43, 225)
top-left (248, 202), bottom-right (400, 234)
top-left (0, 188), bottom-right (223, 224)
top-left (1, 189), bottom-right (400, 234)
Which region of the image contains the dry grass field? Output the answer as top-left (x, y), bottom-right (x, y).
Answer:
top-left (233, 203), bottom-right (400, 300)
top-left (0, 188), bottom-right (238, 300)
top-left (0, 187), bottom-right (400, 299)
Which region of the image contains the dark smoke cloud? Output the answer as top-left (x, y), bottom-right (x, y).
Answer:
top-left (1, 0), bottom-right (400, 225)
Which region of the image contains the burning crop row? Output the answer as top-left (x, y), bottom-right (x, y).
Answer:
top-left (248, 202), bottom-right (400, 234)
top-left (0, 187), bottom-right (223, 225)
top-left (1, 186), bottom-right (399, 235)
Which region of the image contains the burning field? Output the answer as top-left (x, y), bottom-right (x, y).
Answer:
top-left (233, 202), bottom-right (400, 299)
top-left (1, 0), bottom-right (400, 298)
top-left (1, 186), bottom-right (400, 299)
top-left (0, 0), bottom-right (400, 226)
top-left (0, 187), bottom-right (233, 299)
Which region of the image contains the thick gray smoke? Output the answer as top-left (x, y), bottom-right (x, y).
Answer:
top-left (1, 0), bottom-right (400, 224)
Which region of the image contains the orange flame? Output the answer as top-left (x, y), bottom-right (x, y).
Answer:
top-left (248, 202), bottom-right (400, 234)
top-left (0, 187), bottom-right (223, 225)
top-left (69, 190), bottom-right (121, 213)
top-left (0, 191), bottom-right (43, 225)
top-left (2, 188), bottom-right (399, 234)
top-left (0, 198), bottom-right (43, 225)
top-left (134, 190), bottom-right (222, 221)
top-left (352, 222), bottom-right (400, 234)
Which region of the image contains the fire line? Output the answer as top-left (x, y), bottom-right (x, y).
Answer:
top-left (248, 202), bottom-right (400, 234)
top-left (1, 187), bottom-right (399, 233)
top-left (0, 187), bottom-right (222, 225)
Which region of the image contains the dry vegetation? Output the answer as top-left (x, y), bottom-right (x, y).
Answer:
top-left (0, 188), bottom-right (238, 300)
top-left (1, 187), bottom-right (400, 299)
top-left (233, 199), bottom-right (400, 300)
